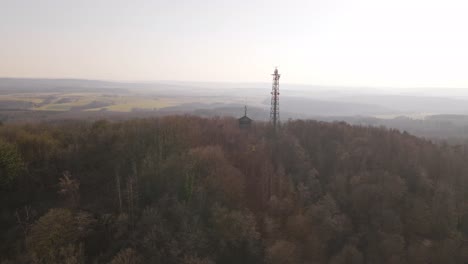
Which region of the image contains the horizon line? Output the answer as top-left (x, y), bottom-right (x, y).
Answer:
top-left (1, 76), bottom-right (468, 90)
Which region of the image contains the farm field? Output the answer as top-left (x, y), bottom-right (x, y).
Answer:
top-left (0, 92), bottom-right (188, 112)
top-left (0, 88), bottom-right (257, 124)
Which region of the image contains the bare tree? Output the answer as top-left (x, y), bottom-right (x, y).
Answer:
top-left (58, 171), bottom-right (80, 208)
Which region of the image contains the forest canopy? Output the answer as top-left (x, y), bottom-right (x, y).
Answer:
top-left (0, 116), bottom-right (467, 263)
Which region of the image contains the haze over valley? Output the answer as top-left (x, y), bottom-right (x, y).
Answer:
top-left (3, 78), bottom-right (468, 141)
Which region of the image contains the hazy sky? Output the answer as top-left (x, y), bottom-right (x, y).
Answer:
top-left (1, 0), bottom-right (468, 88)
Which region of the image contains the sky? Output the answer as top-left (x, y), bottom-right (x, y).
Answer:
top-left (1, 0), bottom-right (468, 88)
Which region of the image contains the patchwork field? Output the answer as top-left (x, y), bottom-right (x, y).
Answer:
top-left (0, 88), bottom-right (254, 126)
top-left (0, 79), bottom-right (268, 123)
top-left (0, 93), bottom-right (186, 112)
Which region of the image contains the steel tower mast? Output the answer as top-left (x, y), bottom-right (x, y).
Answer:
top-left (270, 67), bottom-right (281, 129)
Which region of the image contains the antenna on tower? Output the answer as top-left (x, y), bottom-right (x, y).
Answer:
top-left (270, 67), bottom-right (280, 130)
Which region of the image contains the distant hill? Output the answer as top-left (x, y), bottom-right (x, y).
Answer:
top-left (0, 78), bottom-right (132, 93)
top-left (3, 78), bottom-right (468, 141)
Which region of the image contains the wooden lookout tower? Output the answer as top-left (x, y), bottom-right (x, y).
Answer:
top-left (238, 105), bottom-right (252, 129)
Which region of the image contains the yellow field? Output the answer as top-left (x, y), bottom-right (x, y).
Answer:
top-left (86, 97), bottom-right (181, 112)
top-left (0, 94), bottom-right (44, 104)
top-left (35, 96), bottom-right (103, 111)
top-left (0, 92), bottom-right (190, 112)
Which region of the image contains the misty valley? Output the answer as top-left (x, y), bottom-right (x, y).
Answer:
top-left (3, 78), bottom-right (468, 143)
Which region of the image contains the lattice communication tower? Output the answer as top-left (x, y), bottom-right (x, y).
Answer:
top-left (270, 67), bottom-right (280, 129)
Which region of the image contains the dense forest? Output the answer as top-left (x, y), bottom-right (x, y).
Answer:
top-left (1, 116), bottom-right (468, 263)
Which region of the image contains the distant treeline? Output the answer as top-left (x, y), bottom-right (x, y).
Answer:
top-left (0, 116), bottom-right (467, 263)
top-left (317, 115), bottom-right (468, 144)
